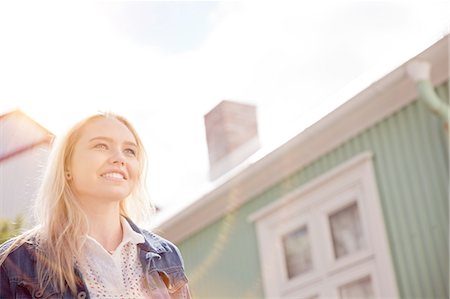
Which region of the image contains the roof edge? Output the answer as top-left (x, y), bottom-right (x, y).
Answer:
top-left (155, 35), bottom-right (449, 243)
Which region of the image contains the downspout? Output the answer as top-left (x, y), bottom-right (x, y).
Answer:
top-left (406, 60), bottom-right (449, 128)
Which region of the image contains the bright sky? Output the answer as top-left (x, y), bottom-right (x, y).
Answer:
top-left (1, 1), bottom-right (449, 218)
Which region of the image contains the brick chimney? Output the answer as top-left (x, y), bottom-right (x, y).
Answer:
top-left (204, 100), bottom-right (260, 180)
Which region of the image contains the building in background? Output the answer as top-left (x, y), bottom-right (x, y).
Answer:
top-left (0, 110), bottom-right (53, 224)
top-left (155, 35), bottom-right (449, 298)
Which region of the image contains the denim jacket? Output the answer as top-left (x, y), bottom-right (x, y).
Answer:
top-left (0, 219), bottom-right (190, 299)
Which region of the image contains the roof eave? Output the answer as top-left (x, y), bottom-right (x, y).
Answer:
top-left (155, 35), bottom-right (449, 243)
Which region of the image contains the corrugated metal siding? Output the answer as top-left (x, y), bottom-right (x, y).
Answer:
top-left (178, 83), bottom-right (449, 299)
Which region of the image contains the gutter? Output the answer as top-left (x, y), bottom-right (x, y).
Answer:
top-left (406, 60), bottom-right (449, 124)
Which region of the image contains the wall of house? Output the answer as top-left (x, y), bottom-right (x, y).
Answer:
top-left (178, 83), bottom-right (449, 299)
top-left (0, 144), bottom-right (50, 225)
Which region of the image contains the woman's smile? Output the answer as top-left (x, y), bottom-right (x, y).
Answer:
top-left (101, 172), bottom-right (126, 181)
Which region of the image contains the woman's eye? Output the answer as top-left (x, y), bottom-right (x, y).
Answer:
top-left (124, 148), bottom-right (137, 156)
top-left (95, 143), bottom-right (108, 150)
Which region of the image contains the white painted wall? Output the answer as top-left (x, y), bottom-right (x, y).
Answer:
top-left (0, 144), bottom-right (50, 225)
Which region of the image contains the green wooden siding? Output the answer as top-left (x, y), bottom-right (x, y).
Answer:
top-left (178, 82), bottom-right (449, 299)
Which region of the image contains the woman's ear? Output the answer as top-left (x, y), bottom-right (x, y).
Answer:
top-left (65, 170), bottom-right (72, 180)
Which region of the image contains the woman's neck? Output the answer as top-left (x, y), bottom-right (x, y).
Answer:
top-left (81, 201), bottom-right (123, 253)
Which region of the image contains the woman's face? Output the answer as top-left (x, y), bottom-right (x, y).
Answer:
top-left (68, 117), bottom-right (140, 203)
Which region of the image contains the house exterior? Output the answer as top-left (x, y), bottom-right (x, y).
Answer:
top-left (0, 110), bottom-right (53, 224)
top-left (155, 35), bottom-right (449, 298)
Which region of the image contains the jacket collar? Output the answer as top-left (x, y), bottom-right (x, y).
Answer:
top-left (123, 217), bottom-right (169, 255)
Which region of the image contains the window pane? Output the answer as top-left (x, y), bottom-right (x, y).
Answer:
top-left (282, 225), bottom-right (312, 279)
top-left (329, 202), bottom-right (365, 259)
top-left (339, 276), bottom-right (374, 298)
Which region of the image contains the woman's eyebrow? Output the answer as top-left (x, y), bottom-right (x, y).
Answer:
top-left (89, 136), bottom-right (112, 143)
top-left (124, 141), bottom-right (138, 147)
top-left (89, 136), bottom-right (137, 147)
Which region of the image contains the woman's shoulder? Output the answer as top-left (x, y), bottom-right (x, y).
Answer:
top-left (0, 235), bottom-right (38, 281)
top-left (1, 237), bottom-right (26, 255)
top-left (141, 229), bottom-right (181, 254)
top-left (139, 229), bottom-right (186, 266)
top-left (0, 232), bottom-right (39, 262)
top-left (2, 239), bottom-right (32, 256)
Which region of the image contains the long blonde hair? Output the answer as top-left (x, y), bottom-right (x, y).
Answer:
top-left (0, 112), bottom-right (154, 294)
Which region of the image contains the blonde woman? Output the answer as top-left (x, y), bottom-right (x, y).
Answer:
top-left (0, 113), bottom-right (191, 298)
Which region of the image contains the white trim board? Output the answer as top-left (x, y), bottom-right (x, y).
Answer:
top-left (248, 152), bottom-right (373, 223)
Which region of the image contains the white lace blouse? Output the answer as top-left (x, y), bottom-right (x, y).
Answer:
top-left (76, 218), bottom-right (152, 298)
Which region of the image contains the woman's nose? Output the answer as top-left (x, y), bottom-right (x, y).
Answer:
top-left (110, 151), bottom-right (126, 166)
top-left (113, 159), bottom-right (125, 166)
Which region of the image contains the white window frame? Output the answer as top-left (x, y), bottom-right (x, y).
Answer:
top-left (318, 185), bottom-right (374, 275)
top-left (248, 152), bottom-right (398, 298)
top-left (274, 210), bottom-right (320, 293)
